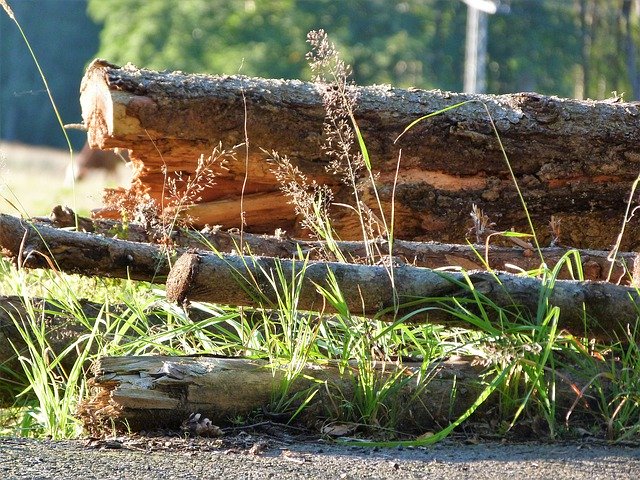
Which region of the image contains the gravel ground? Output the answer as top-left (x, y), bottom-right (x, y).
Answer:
top-left (2, 435), bottom-right (640, 480)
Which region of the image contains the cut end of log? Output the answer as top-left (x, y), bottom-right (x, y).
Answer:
top-left (165, 252), bottom-right (201, 304)
top-left (81, 59), bottom-right (117, 149)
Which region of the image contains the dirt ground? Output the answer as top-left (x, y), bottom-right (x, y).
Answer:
top-left (2, 433), bottom-right (640, 480)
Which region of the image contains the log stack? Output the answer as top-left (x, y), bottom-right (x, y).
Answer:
top-left (5, 60), bottom-right (640, 433)
top-left (80, 59), bottom-right (640, 249)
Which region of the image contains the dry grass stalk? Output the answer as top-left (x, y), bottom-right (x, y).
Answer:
top-left (269, 30), bottom-right (383, 258)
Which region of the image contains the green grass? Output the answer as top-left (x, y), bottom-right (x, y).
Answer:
top-left (2, 197), bottom-right (640, 443)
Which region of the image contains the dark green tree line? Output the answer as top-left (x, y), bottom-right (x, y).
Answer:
top-left (87, 0), bottom-right (640, 99)
top-left (0, 0), bottom-right (99, 148)
top-left (87, 0), bottom-right (468, 91)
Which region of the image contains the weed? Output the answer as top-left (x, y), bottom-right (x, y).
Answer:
top-left (565, 320), bottom-right (640, 442)
top-left (270, 30), bottom-right (392, 262)
top-left (7, 296), bottom-right (100, 438)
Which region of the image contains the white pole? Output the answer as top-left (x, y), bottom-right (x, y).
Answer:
top-left (464, 6), bottom-right (479, 92)
top-left (461, 0), bottom-right (498, 14)
top-left (462, 0), bottom-right (499, 93)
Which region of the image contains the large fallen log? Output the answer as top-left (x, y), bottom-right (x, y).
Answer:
top-left (166, 251), bottom-right (640, 342)
top-left (80, 355), bottom-right (589, 434)
top-left (36, 207), bottom-right (640, 284)
top-left (81, 59), bottom-right (640, 249)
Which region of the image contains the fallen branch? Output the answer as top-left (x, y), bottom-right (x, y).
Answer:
top-left (166, 251), bottom-right (640, 341)
top-left (1, 212), bottom-right (637, 340)
top-left (0, 213), bottom-right (172, 283)
top-left (38, 207), bottom-right (639, 284)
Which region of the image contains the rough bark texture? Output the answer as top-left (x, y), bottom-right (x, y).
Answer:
top-left (39, 206), bottom-right (639, 284)
top-left (0, 213), bottom-right (172, 283)
top-left (166, 251), bottom-right (640, 342)
top-left (81, 59), bottom-right (640, 248)
top-left (80, 355), bottom-right (587, 433)
top-left (1, 212), bottom-right (637, 340)
top-left (1, 211), bottom-right (637, 340)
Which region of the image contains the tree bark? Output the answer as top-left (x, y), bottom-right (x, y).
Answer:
top-left (79, 354), bottom-right (587, 434)
top-left (1, 211), bottom-right (637, 340)
top-left (166, 251), bottom-right (640, 342)
top-left (38, 206), bottom-right (639, 284)
top-left (0, 213), bottom-right (172, 283)
top-left (81, 59), bottom-right (640, 249)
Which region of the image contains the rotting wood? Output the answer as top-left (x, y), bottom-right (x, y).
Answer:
top-left (80, 354), bottom-right (589, 434)
top-left (166, 251), bottom-right (640, 342)
top-left (37, 206), bottom-right (639, 284)
top-left (0, 294), bottom-right (244, 407)
top-left (81, 59), bottom-right (640, 248)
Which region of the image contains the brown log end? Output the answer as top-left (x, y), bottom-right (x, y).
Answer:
top-left (81, 59), bottom-right (117, 149)
top-left (165, 252), bottom-right (201, 304)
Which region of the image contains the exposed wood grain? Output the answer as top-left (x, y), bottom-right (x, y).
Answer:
top-left (0, 295), bottom-right (234, 406)
top-left (81, 354), bottom-right (590, 433)
top-left (81, 59), bottom-right (640, 248)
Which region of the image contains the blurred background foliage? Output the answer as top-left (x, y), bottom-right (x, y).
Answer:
top-left (87, 0), bottom-right (640, 99)
top-left (2, 0), bottom-right (640, 148)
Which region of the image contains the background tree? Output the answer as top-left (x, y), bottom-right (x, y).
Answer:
top-left (87, 0), bottom-right (468, 90)
top-left (488, 1), bottom-right (581, 96)
top-left (87, 0), bottom-right (310, 79)
top-left (87, 0), bottom-right (640, 100)
top-left (572, 0), bottom-right (640, 100)
top-left (3, 0), bottom-right (640, 148)
top-left (0, 0), bottom-right (99, 148)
